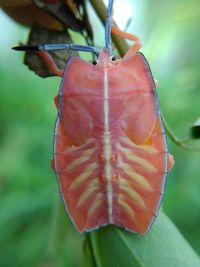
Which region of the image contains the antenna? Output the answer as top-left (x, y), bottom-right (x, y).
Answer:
top-left (105, 0), bottom-right (114, 56)
top-left (12, 1), bottom-right (115, 57)
top-left (12, 43), bottom-right (100, 56)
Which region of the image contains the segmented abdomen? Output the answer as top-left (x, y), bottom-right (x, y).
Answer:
top-left (53, 53), bottom-right (168, 234)
top-left (54, 115), bottom-right (167, 234)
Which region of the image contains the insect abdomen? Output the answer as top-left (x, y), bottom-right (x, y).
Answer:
top-left (53, 53), bottom-right (169, 234)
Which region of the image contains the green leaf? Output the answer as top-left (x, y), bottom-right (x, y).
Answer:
top-left (82, 235), bottom-right (98, 267)
top-left (90, 211), bottom-right (200, 267)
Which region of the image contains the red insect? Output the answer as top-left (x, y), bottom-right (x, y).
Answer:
top-left (13, 0), bottom-right (174, 235)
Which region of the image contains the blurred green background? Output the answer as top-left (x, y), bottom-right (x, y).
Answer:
top-left (0, 0), bottom-right (200, 266)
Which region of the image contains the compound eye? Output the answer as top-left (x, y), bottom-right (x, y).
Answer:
top-left (111, 56), bottom-right (116, 61)
top-left (92, 60), bottom-right (97, 65)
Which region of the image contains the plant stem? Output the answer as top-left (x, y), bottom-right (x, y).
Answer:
top-left (162, 115), bottom-right (200, 151)
top-left (89, 0), bottom-right (129, 56)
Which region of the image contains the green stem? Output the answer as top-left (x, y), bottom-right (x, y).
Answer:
top-left (89, 0), bottom-right (129, 56)
top-left (162, 115), bottom-right (200, 152)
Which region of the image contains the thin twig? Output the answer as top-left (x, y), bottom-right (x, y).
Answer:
top-left (162, 115), bottom-right (200, 152)
top-left (89, 0), bottom-right (129, 56)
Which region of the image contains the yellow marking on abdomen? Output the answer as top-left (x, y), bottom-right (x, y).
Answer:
top-left (75, 178), bottom-right (99, 208)
top-left (103, 131), bottom-right (113, 222)
top-left (121, 166), bottom-right (152, 191)
top-left (118, 194), bottom-right (136, 220)
top-left (66, 148), bottom-right (95, 171)
top-left (120, 136), bottom-right (158, 154)
top-left (64, 138), bottom-right (95, 153)
top-left (116, 144), bottom-right (157, 172)
top-left (87, 193), bottom-right (103, 217)
top-left (119, 178), bottom-right (146, 209)
top-left (103, 69), bottom-right (113, 223)
top-left (69, 163), bottom-right (98, 189)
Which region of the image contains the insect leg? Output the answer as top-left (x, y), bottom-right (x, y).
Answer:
top-left (154, 79), bottom-right (158, 88)
top-left (111, 25), bottom-right (142, 58)
top-left (50, 159), bottom-right (55, 170)
top-left (111, 26), bottom-right (160, 87)
top-left (105, 0), bottom-right (115, 55)
top-left (37, 50), bottom-right (63, 77)
top-left (168, 154), bottom-right (174, 172)
top-left (54, 95), bottom-right (59, 108)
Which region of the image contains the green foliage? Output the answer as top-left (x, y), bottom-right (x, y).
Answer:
top-left (89, 212), bottom-right (200, 267)
top-left (0, 0), bottom-right (200, 266)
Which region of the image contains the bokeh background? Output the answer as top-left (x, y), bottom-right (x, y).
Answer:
top-left (0, 0), bottom-right (200, 266)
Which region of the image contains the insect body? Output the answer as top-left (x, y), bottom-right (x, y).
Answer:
top-left (13, 0), bottom-right (174, 235)
top-left (54, 48), bottom-right (174, 235)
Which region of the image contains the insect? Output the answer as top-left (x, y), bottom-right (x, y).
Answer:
top-left (13, 0), bottom-right (174, 235)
